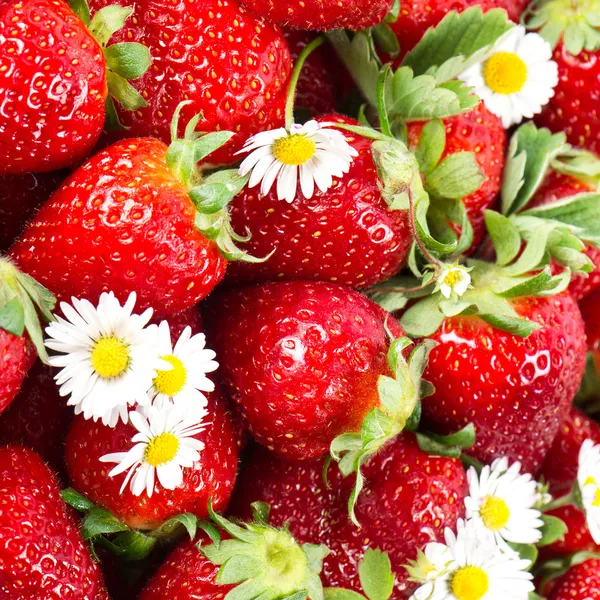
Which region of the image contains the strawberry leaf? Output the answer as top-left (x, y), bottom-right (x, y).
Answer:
top-left (484, 211), bottom-right (521, 267)
top-left (358, 549), bottom-right (394, 600)
top-left (110, 531), bottom-right (157, 560)
top-left (106, 71), bottom-right (148, 111)
top-left (415, 423), bottom-right (476, 458)
top-left (538, 515), bottom-right (568, 547)
top-left (415, 119), bottom-right (446, 177)
top-left (89, 5), bottom-right (132, 46)
top-left (82, 508), bottom-right (129, 540)
top-left (68, 0), bottom-right (91, 25)
top-left (61, 488), bottom-right (97, 512)
top-left (104, 42), bottom-right (151, 79)
top-left (425, 152), bottom-right (484, 200)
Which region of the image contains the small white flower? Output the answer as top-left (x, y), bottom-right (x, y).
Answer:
top-left (100, 404), bottom-right (207, 498)
top-left (149, 321), bottom-right (218, 419)
top-left (237, 120), bottom-right (358, 203)
top-left (45, 292), bottom-right (162, 428)
top-left (410, 519), bottom-right (535, 600)
top-left (577, 439), bottom-right (600, 544)
top-left (437, 263), bottom-right (472, 299)
top-left (534, 481), bottom-right (553, 510)
top-left (459, 26), bottom-right (558, 128)
top-left (465, 457), bottom-right (544, 554)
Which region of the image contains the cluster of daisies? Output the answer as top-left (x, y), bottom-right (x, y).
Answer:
top-left (44, 292), bottom-right (219, 498)
top-left (408, 449), bottom-right (600, 600)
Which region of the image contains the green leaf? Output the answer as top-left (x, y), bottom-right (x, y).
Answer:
top-left (416, 424), bottom-right (476, 458)
top-left (68, 0), bottom-right (90, 25)
top-left (0, 297), bottom-right (25, 337)
top-left (111, 530), bottom-right (157, 560)
top-left (425, 152), bottom-right (484, 200)
top-left (106, 70), bottom-right (147, 111)
top-left (104, 43), bottom-right (151, 79)
top-left (415, 119), bottom-right (446, 176)
top-left (324, 589), bottom-right (365, 600)
top-left (400, 294), bottom-right (445, 337)
top-left (501, 123), bottom-right (568, 215)
top-left (538, 515), bottom-right (568, 547)
top-left (158, 513), bottom-right (198, 541)
top-left (484, 210), bottom-right (521, 267)
top-left (402, 7), bottom-right (514, 81)
top-left (358, 549), bottom-right (394, 600)
top-left (104, 96), bottom-right (125, 130)
top-left (508, 543), bottom-right (538, 569)
top-left (250, 502), bottom-right (270, 526)
top-left (88, 5), bottom-right (132, 46)
top-left (478, 313), bottom-right (540, 337)
top-left (372, 22), bottom-right (400, 58)
top-left (496, 268), bottom-right (555, 299)
top-left (82, 508), bottom-right (129, 540)
top-left (61, 488), bottom-right (97, 513)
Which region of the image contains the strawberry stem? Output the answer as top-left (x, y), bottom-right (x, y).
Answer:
top-left (284, 36), bottom-right (326, 129)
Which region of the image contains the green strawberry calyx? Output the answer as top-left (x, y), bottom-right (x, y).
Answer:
top-left (68, 0), bottom-right (152, 130)
top-left (524, 0), bottom-right (600, 55)
top-left (200, 502), bottom-right (328, 600)
top-left (166, 102), bottom-right (269, 263)
top-left (536, 550), bottom-right (600, 589)
top-left (0, 257), bottom-right (55, 364)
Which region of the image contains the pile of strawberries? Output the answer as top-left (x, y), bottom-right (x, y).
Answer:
top-left (3, 0), bottom-right (600, 598)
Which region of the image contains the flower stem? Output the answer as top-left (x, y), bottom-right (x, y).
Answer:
top-left (545, 490), bottom-right (575, 512)
top-left (284, 36), bottom-right (326, 129)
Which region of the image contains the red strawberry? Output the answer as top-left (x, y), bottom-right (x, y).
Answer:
top-left (0, 171), bottom-right (66, 252)
top-left (9, 133), bottom-right (236, 316)
top-left (226, 115), bottom-right (412, 289)
top-left (87, 0), bottom-right (292, 165)
top-left (539, 406), bottom-right (600, 558)
top-left (240, 0), bottom-right (394, 32)
top-left (579, 285), bottom-right (600, 373)
top-left (205, 281), bottom-right (403, 460)
top-left (419, 293), bottom-right (586, 473)
top-left (0, 445), bottom-right (108, 599)
top-left (407, 103), bottom-right (506, 252)
top-left (229, 434), bottom-right (468, 597)
top-left (0, 360), bottom-right (72, 478)
top-left (546, 558), bottom-right (600, 599)
top-left (65, 386), bottom-right (239, 530)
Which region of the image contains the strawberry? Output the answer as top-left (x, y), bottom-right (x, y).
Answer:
top-left (65, 386), bottom-right (239, 530)
top-left (0, 445), bottom-right (108, 599)
top-left (205, 281), bottom-right (404, 460)
top-left (87, 0), bottom-right (292, 165)
top-left (406, 103), bottom-right (506, 253)
top-left (229, 434), bottom-right (468, 597)
top-left (0, 0), bottom-right (150, 175)
top-left (240, 0), bottom-right (394, 32)
top-left (0, 171), bottom-right (66, 252)
top-left (0, 360), bottom-right (72, 478)
top-left (226, 115), bottom-right (412, 289)
top-left (546, 558), bottom-right (600, 599)
top-left (9, 115), bottom-right (254, 315)
top-left (581, 287), bottom-right (600, 373)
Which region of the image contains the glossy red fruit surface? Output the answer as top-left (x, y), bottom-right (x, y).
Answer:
top-left (0, 329), bottom-right (35, 417)
top-left (421, 294), bottom-right (586, 473)
top-left (537, 45), bottom-right (600, 156)
top-left (0, 445), bottom-right (108, 600)
top-left (65, 387), bottom-right (239, 530)
top-left (10, 138), bottom-right (226, 316)
top-left (241, 0), bottom-right (394, 31)
top-left (407, 103), bottom-right (506, 252)
top-left (0, 0), bottom-right (107, 175)
top-left (88, 0), bottom-right (291, 165)
top-left (227, 116), bottom-right (411, 289)
top-left (229, 435), bottom-right (467, 597)
top-left (580, 286), bottom-right (600, 374)
top-left (546, 558), bottom-right (600, 599)
top-left (206, 281), bottom-right (402, 460)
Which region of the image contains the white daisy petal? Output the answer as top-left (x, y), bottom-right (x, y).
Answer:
top-left (577, 439), bottom-right (600, 544)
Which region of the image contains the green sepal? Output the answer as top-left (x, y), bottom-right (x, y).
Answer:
top-left (104, 42), bottom-right (151, 80)
top-left (415, 119), bottom-right (446, 177)
top-left (104, 96), bottom-right (126, 130)
top-left (106, 70), bottom-right (148, 111)
top-left (250, 502), bottom-right (271, 526)
top-left (427, 197), bottom-right (474, 257)
top-left (88, 5), bottom-right (131, 46)
top-left (358, 549), bottom-right (395, 600)
top-left (425, 152), bottom-right (484, 200)
top-left (536, 550), bottom-right (600, 589)
top-left (507, 543), bottom-right (538, 570)
top-left (385, 0), bottom-right (400, 23)
top-left (402, 7), bottom-right (514, 82)
top-left (68, 0), bottom-right (91, 25)
top-left (478, 313), bottom-right (541, 338)
top-left (552, 147), bottom-right (600, 185)
top-left (372, 22), bottom-right (400, 58)
top-left (415, 423), bottom-right (476, 458)
top-left (330, 338), bottom-right (436, 525)
top-left (324, 590), bottom-right (366, 600)
top-left (575, 353), bottom-right (600, 417)
top-left (537, 515), bottom-right (568, 547)
top-left (0, 258), bottom-right (56, 363)
top-left (484, 211), bottom-right (521, 267)
top-left (81, 507), bottom-right (130, 540)
top-left (61, 488), bottom-right (96, 512)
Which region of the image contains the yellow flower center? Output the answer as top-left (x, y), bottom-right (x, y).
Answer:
top-left (444, 270), bottom-right (461, 287)
top-left (451, 566), bottom-right (490, 600)
top-left (483, 51), bottom-right (528, 95)
top-left (154, 355), bottom-right (187, 397)
top-left (480, 495), bottom-right (511, 531)
top-left (90, 337), bottom-right (130, 379)
top-left (585, 477), bottom-right (600, 507)
top-left (272, 133), bottom-right (316, 166)
top-left (144, 432), bottom-right (180, 467)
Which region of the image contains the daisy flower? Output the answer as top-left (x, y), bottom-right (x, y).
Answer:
top-left (436, 263), bottom-right (472, 300)
top-left (100, 404), bottom-right (207, 498)
top-left (410, 519), bottom-right (534, 600)
top-left (577, 439), bottom-right (600, 544)
top-left (465, 457), bottom-right (543, 554)
top-left (149, 321), bottom-right (218, 418)
top-left (459, 26), bottom-right (558, 128)
top-left (45, 292), bottom-right (162, 428)
top-left (237, 120), bottom-right (358, 203)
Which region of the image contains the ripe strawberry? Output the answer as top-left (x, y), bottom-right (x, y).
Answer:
top-left (205, 281), bottom-right (403, 460)
top-left (65, 386), bottom-right (239, 530)
top-left (546, 558), bottom-right (600, 599)
top-left (0, 171), bottom-right (66, 252)
top-left (240, 0), bottom-right (394, 31)
top-left (581, 288), bottom-right (600, 372)
top-left (229, 434), bottom-right (468, 597)
top-left (226, 115), bottom-right (412, 289)
top-left (419, 293), bottom-right (586, 473)
top-left (9, 132), bottom-right (237, 316)
top-left (87, 0), bottom-right (292, 165)
top-left (0, 0), bottom-right (150, 175)
top-left (0, 360), bottom-right (72, 478)
top-left (0, 445), bottom-right (108, 599)
top-left (406, 103), bottom-right (506, 252)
